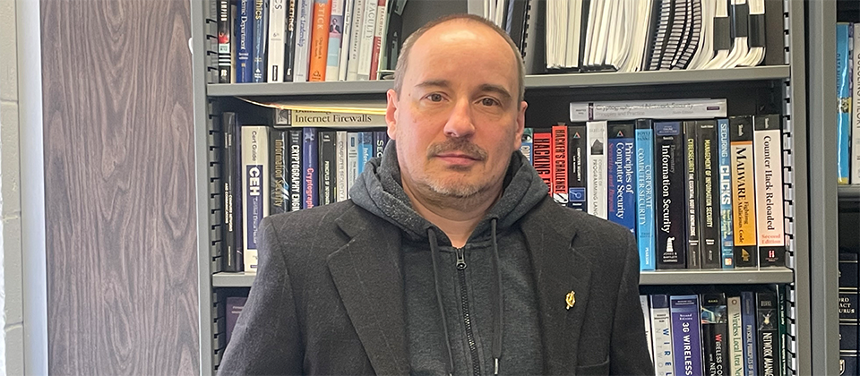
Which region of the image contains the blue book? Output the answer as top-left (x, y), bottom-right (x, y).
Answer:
top-left (741, 291), bottom-right (758, 376)
top-left (607, 121), bottom-right (636, 233)
top-left (357, 132), bottom-right (373, 175)
top-left (717, 118), bottom-right (734, 268)
top-left (635, 119), bottom-right (655, 271)
top-left (252, 0), bottom-right (269, 82)
top-left (236, 0), bottom-right (254, 83)
top-left (837, 23), bottom-right (852, 184)
top-left (302, 127), bottom-right (319, 209)
top-left (670, 295), bottom-right (703, 376)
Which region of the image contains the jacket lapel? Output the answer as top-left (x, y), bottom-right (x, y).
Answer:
top-left (521, 197), bottom-right (594, 373)
top-left (327, 205), bottom-right (409, 375)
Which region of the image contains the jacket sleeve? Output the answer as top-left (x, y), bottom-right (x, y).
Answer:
top-left (218, 217), bottom-right (304, 375)
top-left (610, 231), bottom-right (655, 375)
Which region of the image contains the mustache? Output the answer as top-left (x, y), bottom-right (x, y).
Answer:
top-left (427, 138), bottom-right (488, 160)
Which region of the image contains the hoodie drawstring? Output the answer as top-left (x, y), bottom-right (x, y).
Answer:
top-left (427, 220), bottom-right (504, 376)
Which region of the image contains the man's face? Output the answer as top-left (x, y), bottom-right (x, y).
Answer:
top-left (385, 21), bottom-right (527, 201)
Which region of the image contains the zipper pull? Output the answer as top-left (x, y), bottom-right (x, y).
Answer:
top-left (455, 247), bottom-right (467, 270)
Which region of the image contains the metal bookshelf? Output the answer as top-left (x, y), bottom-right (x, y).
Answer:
top-left (190, 0), bottom-right (819, 375)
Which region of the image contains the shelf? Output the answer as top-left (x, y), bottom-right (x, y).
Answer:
top-left (640, 268), bottom-right (794, 285)
top-left (206, 65), bottom-right (790, 97)
top-left (214, 268), bottom-right (794, 288)
top-left (838, 185), bottom-right (860, 201)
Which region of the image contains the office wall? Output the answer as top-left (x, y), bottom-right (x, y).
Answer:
top-left (40, 0), bottom-right (199, 374)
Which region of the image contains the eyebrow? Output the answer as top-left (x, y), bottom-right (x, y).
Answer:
top-left (414, 80), bottom-right (513, 102)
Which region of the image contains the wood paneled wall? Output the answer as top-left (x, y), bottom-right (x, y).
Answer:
top-left (40, 0), bottom-right (199, 374)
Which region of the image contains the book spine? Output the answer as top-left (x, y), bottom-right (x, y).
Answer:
top-left (717, 118), bottom-right (734, 268)
top-left (655, 121), bottom-right (687, 269)
top-left (670, 295), bottom-right (703, 376)
top-left (569, 98), bottom-right (728, 122)
top-left (345, 0), bottom-right (365, 81)
top-left (236, 0), bottom-right (254, 83)
top-left (218, 0), bottom-right (233, 83)
top-left (635, 119), bottom-right (655, 271)
top-left (222, 113), bottom-right (242, 272)
top-left (270, 129), bottom-right (290, 214)
top-left (730, 115), bottom-right (757, 267)
top-left (741, 291), bottom-right (758, 376)
top-left (368, 0), bottom-right (388, 80)
top-left (289, 110), bottom-right (385, 126)
top-left (225, 296), bottom-right (248, 344)
top-left (252, 0), bottom-right (269, 82)
top-left (289, 129), bottom-right (303, 211)
top-left (684, 120), bottom-right (701, 269)
top-left (853, 26), bottom-right (860, 185)
top-left (357, 131), bottom-right (373, 175)
top-left (552, 124), bottom-right (569, 206)
top-left (268, 0), bottom-right (286, 82)
top-left (756, 290), bottom-right (780, 376)
top-left (347, 132), bottom-right (359, 196)
top-left (651, 294), bottom-right (674, 376)
top-left (698, 120), bottom-right (721, 269)
top-left (607, 121), bottom-right (636, 233)
top-left (586, 121), bottom-right (607, 218)
top-left (701, 292), bottom-right (729, 376)
top-left (336, 131), bottom-right (348, 202)
top-left (567, 125), bottom-right (587, 211)
top-left (302, 127), bottom-right (319, 209)
top-left (641, 295), bottom-right (654, 361)
top-left (753, 114), bottom-right (786, 267)
top-left (293, 0), bottom-right (313, 82)
top-left (533, 128), bottom-right (553, 194)
top-left (356, 0), bottom-right (377, 80)
top-left (325, 0), bottom-right (345, 81)
top-left (728, 295), bottom-right (744, 376)
top-left (838, 23), bottom-right (851, 184)
top-left (284, 0), bottom-right (297, 82)
top-left (319, 130), bottom-right (336, 205)
top-left (373, 130), bottom-right (386, 158)
top-left (520, 128), bottom-right (533, 163)
top-left (337, 0), bottom-right (355, 81)
top-left (308, 0), bottom-right (332, 81)
top-left (242, 125), bottom-right (269, 271)
top-left (840, 252), bottom-right (860, 376)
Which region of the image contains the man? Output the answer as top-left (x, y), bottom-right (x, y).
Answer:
top-left (219, 14), bottom-right (652, 375)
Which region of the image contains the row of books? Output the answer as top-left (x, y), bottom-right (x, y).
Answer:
top-left (836, 22), bottom-right (860, 185)
top-left (840, 248), bottom-right (860, 375)
top-left (640, 288), bottom-right (788, 376)
top-left (526, 99), bottom-right (786, 271)
top-left (216, 0), bottom-right (402, 83)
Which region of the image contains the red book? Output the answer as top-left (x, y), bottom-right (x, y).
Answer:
top-left (532, 128), bottom-right (553, 194)
top-left (551, 124), bottom-right (568, 205)
top-left (308, 0), bottom-right (332, 81)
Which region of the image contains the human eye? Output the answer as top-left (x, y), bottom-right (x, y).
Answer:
top-left (425, 93), bottom-right (444, 102)
top-left (479, 97), bottom-right (501, 107)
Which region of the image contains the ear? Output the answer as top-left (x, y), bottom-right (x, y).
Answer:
top-left (512, 100), bottom-right (528, 150)
top-left (385, 89), bottom-right (398, 140)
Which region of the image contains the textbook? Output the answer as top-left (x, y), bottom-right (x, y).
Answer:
top-left (570, 98), bottom-right (727, 122)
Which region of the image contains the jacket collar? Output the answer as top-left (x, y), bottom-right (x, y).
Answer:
top-left (327, 197), bottom-right (591, 374)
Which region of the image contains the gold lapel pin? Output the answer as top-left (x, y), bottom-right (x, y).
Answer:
top-left (565, 291), bottom-right (576, 310)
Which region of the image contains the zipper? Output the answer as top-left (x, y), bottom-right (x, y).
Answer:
top-left (455, 246), bottom-right (482, 376)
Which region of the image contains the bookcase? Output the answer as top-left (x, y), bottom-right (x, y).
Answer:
top-left (189, 0), bottom-right (834, 374)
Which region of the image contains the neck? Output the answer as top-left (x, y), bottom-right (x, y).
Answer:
top-left (402, 182), bottom-right (501, 248)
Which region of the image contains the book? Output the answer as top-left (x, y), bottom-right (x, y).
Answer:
top-left (701, 292), bottom-right (729, 376)
top-left (289, 129), bottom-right (303, 211)
top-left (347, 132), bottom-right (359, 197)
top-left (753, 114), bottom-right (786, 267)
top-left (356, 0), bottom-right (378, 80)
top-left (270, 128), bottom-right (290, 214)
top-left (756, 290), bottom-right (780, 376)
top-left (586, 121), bottom-right (608, 218)
top-left (729, 115), bottom-right (757, 268)
top-left (308, 0), bottom-right (332, 81)
top-left (655, 121), bottom-right (687, 269)
top-left (635, 119), bottom-right (655, 271)
top-left (552, 124), bottom-right (569, 205)
top-left (273, 108), bottom-right (386, 127)
top-left (324, 0), bottom-right (345, 81)
top-left (840, 251), bottom-right (860, 376)
top-left (741, 291), bottom-right (759, 376)
top-left (373, 130), bottom-right (386, 158)
top-left (568, 124), bottom-right (587, 212)
top-left (368, 0), bottom-right (389, 80)
top-left (651, 294), bottom-right (674, 376)
top-left (520, 127), bottom-right (534, 163)
top-left (717, 118), bottom-right (735, 268)
top-left (293, 0), bottom-right (314, 82)
top-left (727, 295), bottom-right (744, 376)
top-left (236, 0), bottom-right (254, 83)
top-left (319, 130), bottom-right (336, 205)
top-left (217, 0), bottom-right (233, 83)
top-left (284, 0), bottom-right (298, 82)
top-left (242, 125), bottom-right (270, 271)
top-left (671, 294), bottom-right (703, 376)
top-left (225, 296), bottom-right (248, 345)
top-left (640, 295), bottom-right (655, 360)
top-left (345, 0), bottom-right (366, 81)
top-left (268, 0), bottom-right (287, 82)
top-left (221, 113), bottom-right (243, 272)
top-left (684, 120), bottom-right (701, 269)
top-left (697, 120), bottom-right (721, 269)
top-left (252, 0), bottom-right (269, 83)
top-left (607, 121), bottom-right (636, 233)
top-left (853, 26), bottom-right (860, 185)
top-left (837, 23), bottom-right (852, 184)
top-left (337, 0), bottom-right (356, 81)
top-left (336, 131), bottom-right (348, 202)
top-left (357, 131), bottom-right (373, 175)
top-left (302, 127), bottom-right (319, 209)
top-left (533, 128), bottom-right (553, 194)
top-left (570, 98), bottom-right (728, 122)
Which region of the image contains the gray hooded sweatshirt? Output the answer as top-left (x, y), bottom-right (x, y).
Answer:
top-left (350, 142), bottom-right (550, 375)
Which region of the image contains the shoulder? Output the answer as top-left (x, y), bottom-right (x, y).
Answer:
top-left (532, 200), bottom-right (636, 262)
top-left (263, 200), bottom-right (358, 238)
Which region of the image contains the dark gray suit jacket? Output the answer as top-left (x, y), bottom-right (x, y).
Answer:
top-left (218, 196), bottom-right (653, 375)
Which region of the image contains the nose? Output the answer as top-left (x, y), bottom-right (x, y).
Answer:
top-left (443, 99), bottom-right (476, 138)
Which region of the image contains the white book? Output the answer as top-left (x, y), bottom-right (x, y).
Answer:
top-left (586, 121), bottom-right (607, 219)
top-left (241, 126), bottom-right (270, 272)
top-left (753, 114), bottom-right (786, 266)
top-left (267, 0), bottom-right (287, 82)
top-left (570, 98), bottom-right (728, 122)
top-left (852, 30), bottom-right (860, 184)
top-left (347, 132), bottom-right (360, 198)
top-left (293, 0), bottom-right (314, 82)
top-left (346, 0), bottom-right (366, 81)
top-left (338, 0), bottom-right (356, 81)
top-left (727, 295), bottom-right (744, 376)
top-left (336, 131), bottom-right (349, 202)
top-left (639, 295), bottom-right (654, 361)
top-left (369, 0), bottom-right (389, 79)
top-left (325, 0), bottom-right (346, 81)
top-left (650, 294), bottom-right (673, 376)
top-left (356, 0), bottom-right (378, 80)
